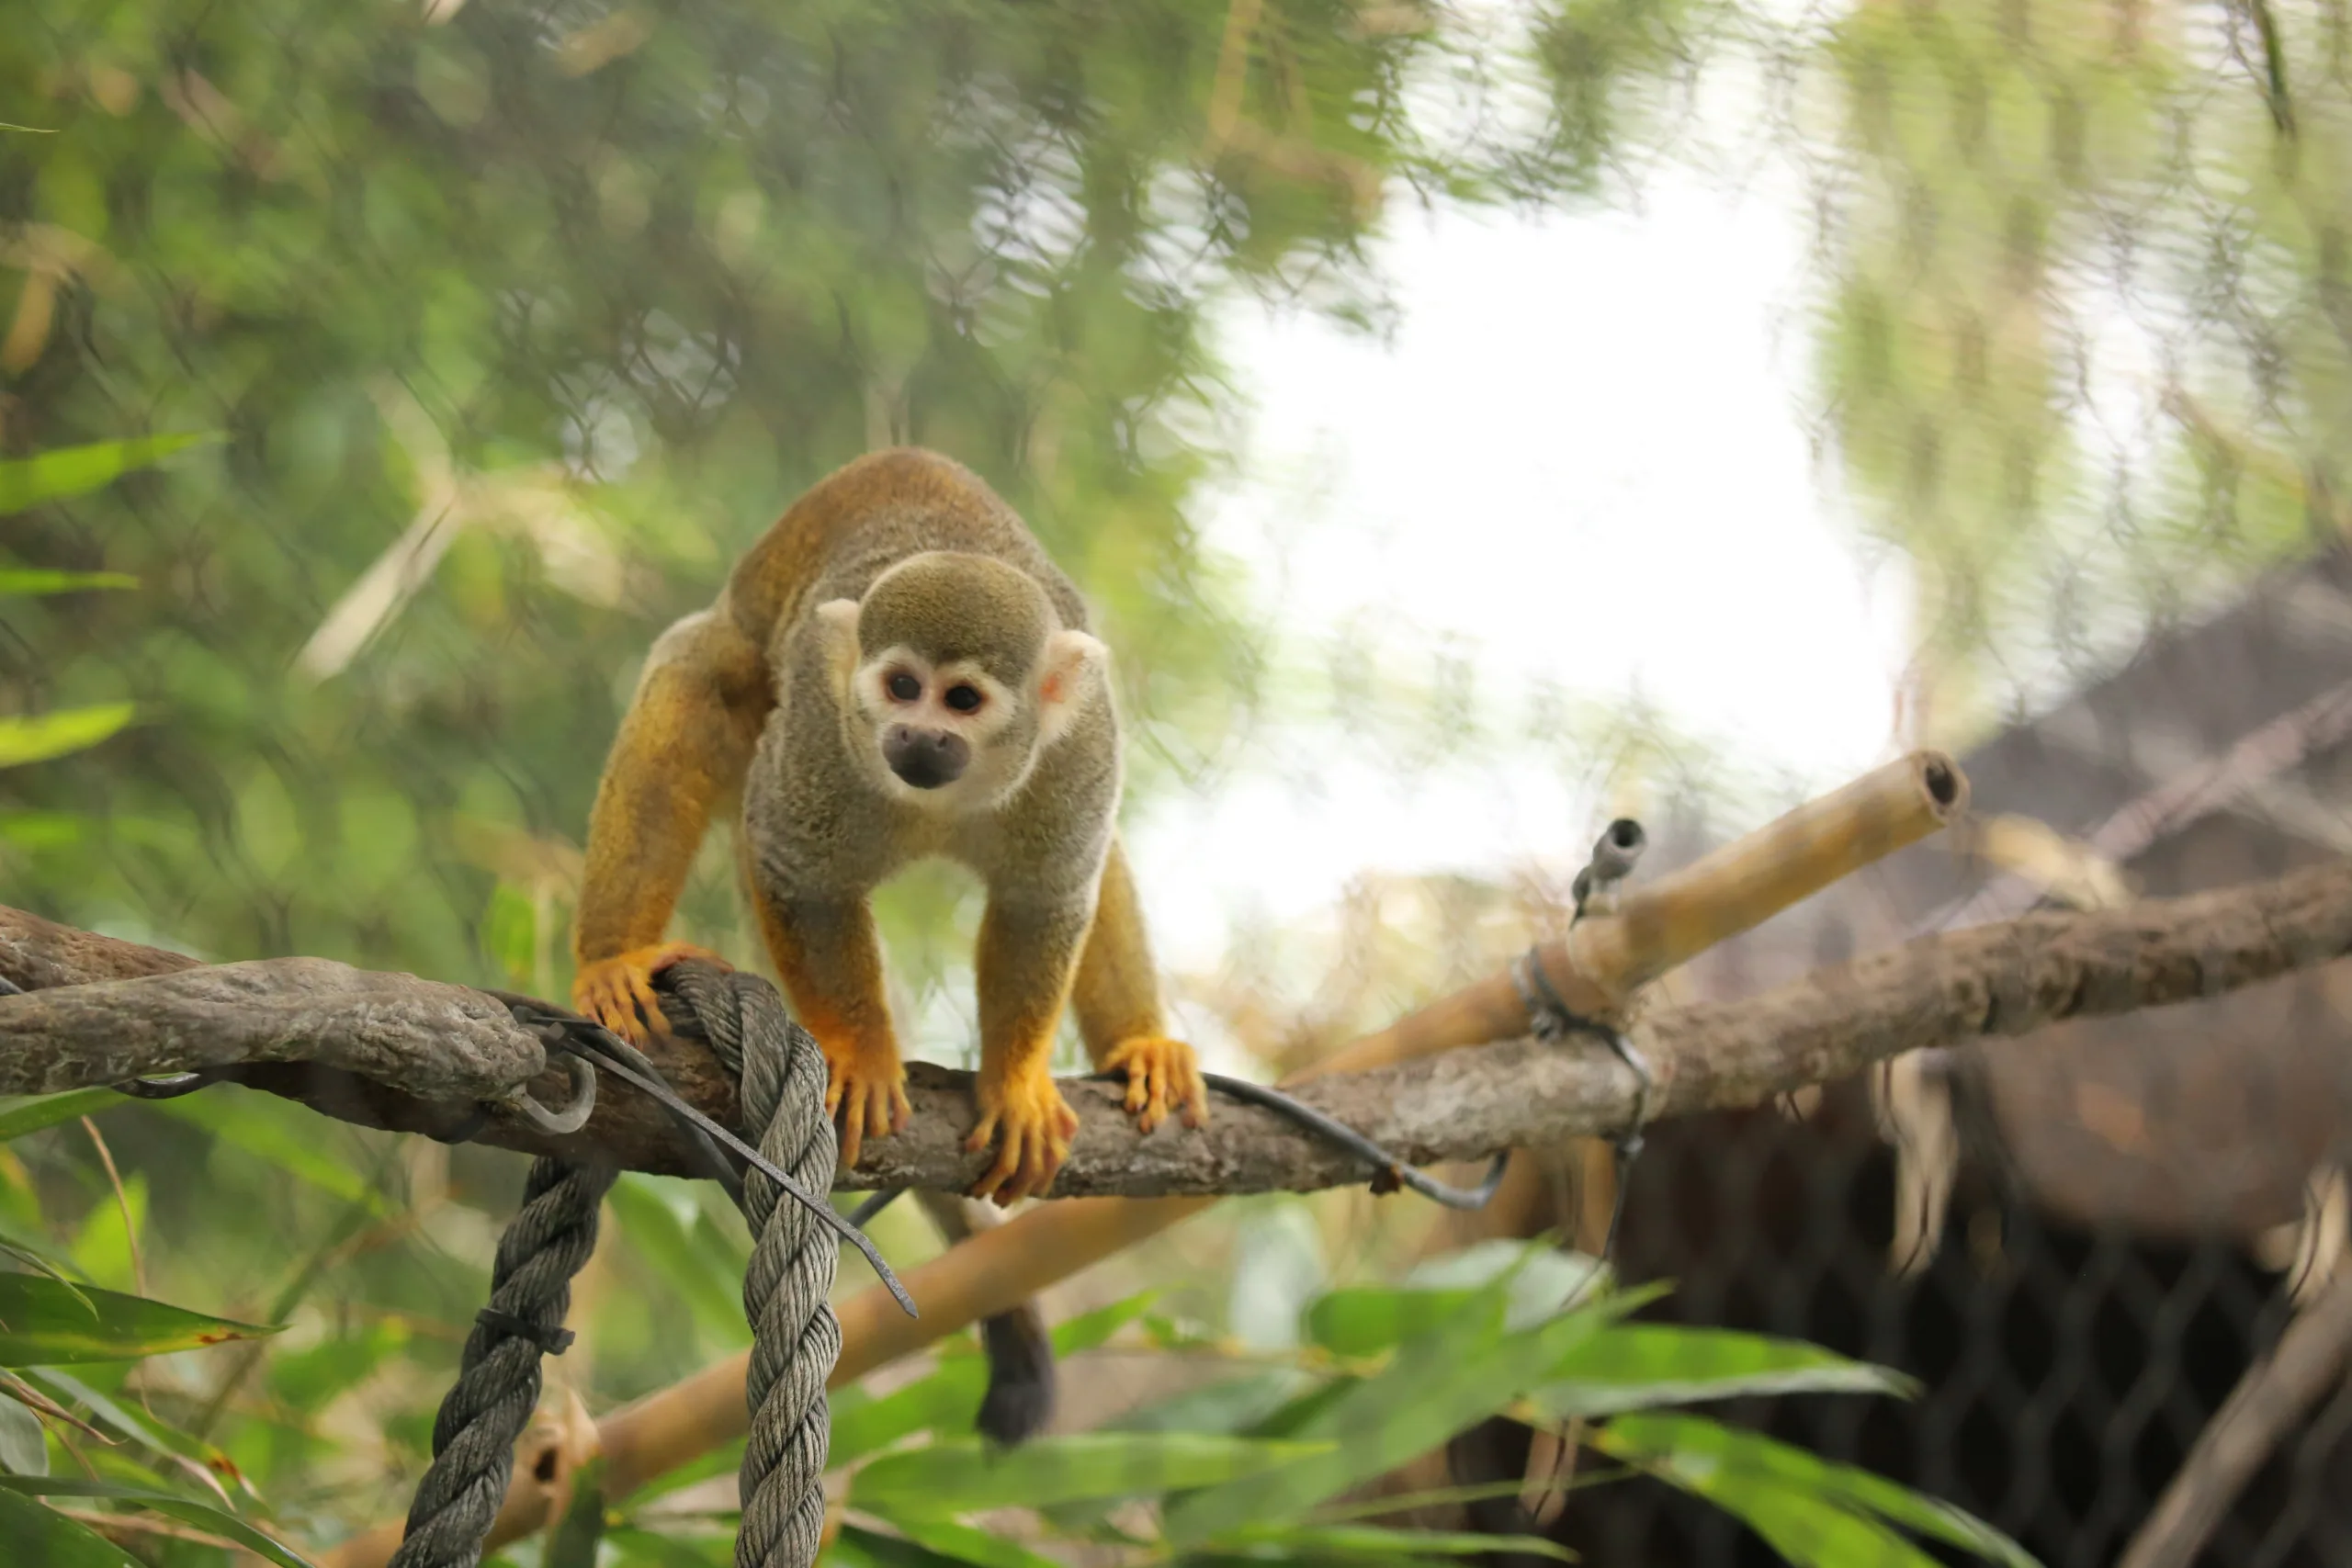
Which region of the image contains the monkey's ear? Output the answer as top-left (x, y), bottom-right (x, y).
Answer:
top-left (816, 599), bottom-right (862, 694)
top-left (1036, 628), bottom-right (1108, 746)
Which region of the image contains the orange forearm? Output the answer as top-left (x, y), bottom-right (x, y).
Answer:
top-left (744, 874), bottom-right (898, 1057)
top-left (975, 894), bottom-right (1091, 1087)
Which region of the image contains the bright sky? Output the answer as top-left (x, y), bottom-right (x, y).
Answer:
top-left (1128, 169), bottom-right (1920, 977)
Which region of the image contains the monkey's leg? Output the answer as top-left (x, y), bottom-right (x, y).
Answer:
top-left (745, 875), bottom-right (910, 1170)
top-left (573, 612), bottom-right (768, 1043)
top-left (1070, 837), bottom-right (1208, 1134)
top-left (969, 896), bottom-right (1091, 1205)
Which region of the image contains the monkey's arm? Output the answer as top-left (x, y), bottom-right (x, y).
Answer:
top-left (572, 610), bottom-right (771, 1041)
top-left (1070, 836), bottom-right (1209, 1134)
top-left (746, 880), bottom-right (910, 1170)
top-left (968, 893), bottom-right (1093, 1204)
top-left (910, 1189), bottom-right (1057, 1445)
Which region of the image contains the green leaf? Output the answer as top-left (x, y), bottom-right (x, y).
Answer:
top-left (0, 705), bottom-right (138, 769)
top-left (607, 1525), bottom-right (733, 1567)
top-left (0, 1486), bottom-right (136, 1566)
top-left (28, 1369), bottom-right (244, 1498)
top-left (1529, 1325), bottom-right (1917, 1418)
top-left (608, 1175), bottom-right (750, 1347)
top-left (1700, 1477), bottom-right (1946, 1568)
top-left (825, 1524), bottom-right (978, 1568)
top-left (831, 1355), bottom-right (989, 1465)
top-left (1595, 1415), bottom-right (2043, 1568)
top-left (0, 433), bottom-right (223, 514)
top-left (1399, 1240), bottom-right (1613, 1330)
top-left (1302, 1284), bottom-right (1477, 1359)
top-left (0, 1089), bottom-right (130, 1144)
top-left (850, 1432), bottom-right (1332, 1517)
top-left (1220, 1523), bottom-right (1578, 1561)
top-left (152, 1090), bottom-right (393, 1214)
top-left (0, 1478), bottom-right (318, 1568)
top-left (0, 1272), bottom-right (281, 1366)
top-left (833, 1288), bottom-right (1165, 1464)
top-left (0, 570), bottom-right (137, 596)
top-left (1104, 1368), bottom-right (1320, 1435)
top-left (0, 1387), bottom-right (48, 1474)
top-left (1046, 1290), bottom-right (1161, 1356)
top-left (888, 1516), bottom-right (1068, 1568)
top-left (1306, 1241), bottom-right (1611, 1359)
top-left (1161, 1278), bottom-right (1657, 1544)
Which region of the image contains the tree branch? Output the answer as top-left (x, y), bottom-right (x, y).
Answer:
top-left (6, 852), bottom-right (2351, 1196)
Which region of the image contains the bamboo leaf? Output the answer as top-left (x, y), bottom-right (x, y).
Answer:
top-left (0, 1273), bottom-right (280, 1366)
top-left (0, 1477), bottom-right (317, 1568)
top-left (0, 1090), bottom-right (132, 1144)
top-left (0, 570), bottom-right (137, 596)
top-left (0, 705), bottom-right (138, 769)
top-left (0, 433), bottom-right (221, 514)
top-left (0, 1485), bottom-right (137, 1565)
top-left (850, 1432), bottom-right (1330, 1517)
top-left (1530, 1325), bottom-right (1917, 1417)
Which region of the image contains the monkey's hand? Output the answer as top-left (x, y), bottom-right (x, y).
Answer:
top-left (1100, 1034), bottom-right (1209, 1135)
top-left (820, 1036), bottom-right (912, 1171)
top-left (965, 1060), bottom-right (1080, 1206)
top-left (573, 942), bottom-right (733, 1044)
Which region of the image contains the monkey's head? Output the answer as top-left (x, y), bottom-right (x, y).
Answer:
top-left (817, 551), bottom-right (1108, 808)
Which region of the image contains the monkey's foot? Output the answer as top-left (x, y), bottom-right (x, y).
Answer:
top-left (820, 1039), bottom-right (911, 1171)
top-left (966, 1065), bottom-right (1080, 1206)
top-left (1101, 1034), bottom-right (1209, 1135)
top-left (572, 942), bottom-right (733, 1044)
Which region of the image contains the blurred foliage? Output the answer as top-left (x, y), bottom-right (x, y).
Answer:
top-left (0, 1199), bottom-right (2041, 1567)
top-left (5, 0), bottom-right (2346, 1562)
top-left (1808, 0), bottom-right (2352, 733)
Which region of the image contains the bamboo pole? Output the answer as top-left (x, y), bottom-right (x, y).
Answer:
top-left (1320, 750), bottom-right (1965, 1076)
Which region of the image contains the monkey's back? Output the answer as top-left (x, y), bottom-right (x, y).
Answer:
top-left (724, 447), bottom-right (1089, 656)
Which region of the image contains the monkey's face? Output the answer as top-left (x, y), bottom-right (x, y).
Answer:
top-left (849, 647), bottom-right (1026, 802)
top-left (817, 555), bottom-right (1109, 811)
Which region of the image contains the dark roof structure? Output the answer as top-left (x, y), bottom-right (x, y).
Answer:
top-left (1673, 542), bottom-right (2352, 1237)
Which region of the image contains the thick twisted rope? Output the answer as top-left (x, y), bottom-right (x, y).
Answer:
top-left (391, 964), bottom-right (840, 1568)
top-left (388, 1155), bottom-right (615, 1568)
top-left (658, 964), bottom-right (840, 1568)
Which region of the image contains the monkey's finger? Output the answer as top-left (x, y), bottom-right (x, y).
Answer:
top-left (624, 970), bottom-right (674, 1040)
top-left (967, 1127), bottom-right (1020, 1204)
top-left (1127, 1067), bottom-right (1169, 1135)
top-left (962, 1111), bottom-right (1001, 1157)
top-left (1024, 1124), bottom-right (1073, 1203)
top-left (993, 1129), bottom-right (1043, 1206)
top-left (886, 1080), bottom-right (913, 1135)
top-left (1179, 1068), bottom-right (1210, 1130)
top-left (835, 1099), bottom-right (866, 1172)
top-left (1122, 1066), bottom-right (1153, 1120)
top-left (860, 1080), bottom-right (895, 1145)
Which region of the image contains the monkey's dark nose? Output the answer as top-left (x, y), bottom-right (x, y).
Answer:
top-left (883, 726), bottom-right (970, 789)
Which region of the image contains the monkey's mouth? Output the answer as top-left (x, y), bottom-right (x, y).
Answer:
top-left (883, 728), bottom-right (970, 789)
top-left (890, 760), bottom-right (958, 790)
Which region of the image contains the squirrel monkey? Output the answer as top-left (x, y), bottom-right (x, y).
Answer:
top-left (571, 447), bottom-right (1209, 1203)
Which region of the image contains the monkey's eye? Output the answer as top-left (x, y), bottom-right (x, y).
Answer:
top-left (944, 683), bottom-right (983, 714)
top-left (887, 672), bottom-right (922, 702)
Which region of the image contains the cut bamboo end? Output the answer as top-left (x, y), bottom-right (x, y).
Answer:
top-left (1566, 747), bottom-right (1966, 1003)
top-left (1312, 750), bottom-right (1969, 1080)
